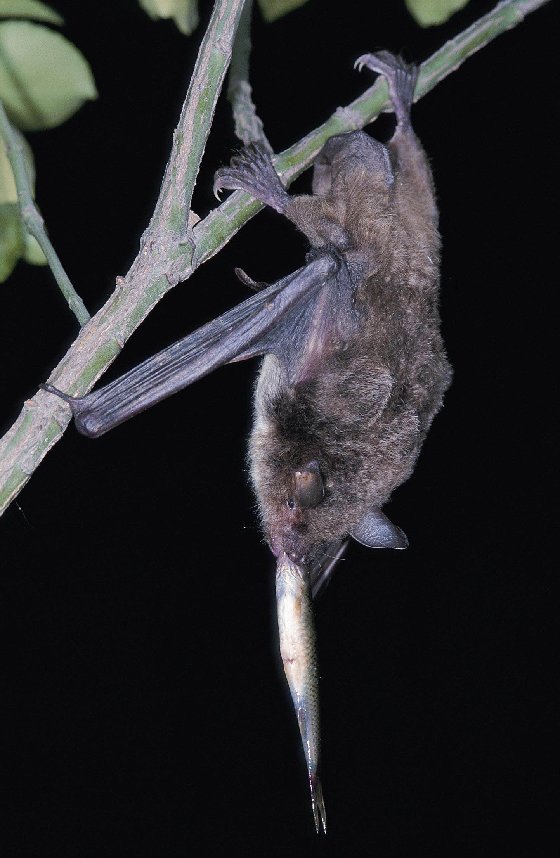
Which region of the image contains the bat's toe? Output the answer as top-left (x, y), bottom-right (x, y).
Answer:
top-left (213, 145), bottom-right (289, 213)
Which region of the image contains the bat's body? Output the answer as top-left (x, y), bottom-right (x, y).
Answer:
top-left (248, 107), bottom-right (450, 577)
top-left (43, 53), bottom-right (451, 833)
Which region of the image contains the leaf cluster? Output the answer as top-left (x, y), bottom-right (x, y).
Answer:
top-left (0, 0), bottom-right (96, 280)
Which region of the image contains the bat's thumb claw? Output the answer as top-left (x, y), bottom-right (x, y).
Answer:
top-left (40, 383), bottom-right (78, 406)
top-left (213, 180), bottom-right (223, 202)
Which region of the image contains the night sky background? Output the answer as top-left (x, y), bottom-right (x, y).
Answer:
top-left (1, 1), bottom-right (557, 855)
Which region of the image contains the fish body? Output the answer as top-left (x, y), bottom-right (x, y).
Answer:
top-left (276, 552), bottom-right (326, 832)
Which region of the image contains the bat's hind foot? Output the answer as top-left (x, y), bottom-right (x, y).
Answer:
top-left (214, 143), bottom-right (289, 214)
top-left (355, 51), bottom-right (418, 130)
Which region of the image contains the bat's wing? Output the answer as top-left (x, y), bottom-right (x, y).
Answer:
top-left (43, 255), bottom-right (339, 438)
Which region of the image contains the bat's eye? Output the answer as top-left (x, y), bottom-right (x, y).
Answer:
top-left (293, 460), bottom-right (324, 509)
top-left (286, 499), bottom-right (296, 510)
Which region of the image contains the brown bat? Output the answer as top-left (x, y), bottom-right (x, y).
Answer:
top-left (42, 52), bottom-right (452, 832)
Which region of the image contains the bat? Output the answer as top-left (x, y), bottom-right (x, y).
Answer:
top-left (42, 52), bottom-right (452, 832)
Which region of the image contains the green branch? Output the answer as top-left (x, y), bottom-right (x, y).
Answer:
top-left (0, 99), bottom-right (90, 326)
top-left (0, 0), bottom-right (551, 517)
top-left (145, 0), bottom-right (247, 248)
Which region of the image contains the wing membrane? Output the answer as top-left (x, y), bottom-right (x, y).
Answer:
top-left (65, 255), bottom-right (337, 437)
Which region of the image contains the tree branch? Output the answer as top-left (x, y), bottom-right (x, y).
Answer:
top-left (133, 0), bottom-right (248, 264)
top-left (0, 0), bottom-right (551, 517)
top-left (0, 99), bottom-right (91, 326)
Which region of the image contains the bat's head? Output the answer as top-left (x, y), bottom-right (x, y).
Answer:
top-left (254, 450), bottom-right (371, 569)
top-left (265, 459), bottom-right (326, 562)
top-left (250, 346), bottom-right (419, 582)
top-left (252, 434), bottom-right (408, 595)
top-left (250, 396), bottom-right (386, 574)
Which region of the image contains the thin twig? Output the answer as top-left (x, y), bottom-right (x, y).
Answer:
top-left (227, 0), bottom-right (272, 150)
top-left (0, 99), bottom-right (91, 326)
top-left (0, 0), bottom-right (551, 517)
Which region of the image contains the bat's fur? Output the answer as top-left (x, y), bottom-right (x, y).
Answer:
top-left (247, 69), bottom-right (452, 567)
top-left (47, 54), bottom-right (451, 578)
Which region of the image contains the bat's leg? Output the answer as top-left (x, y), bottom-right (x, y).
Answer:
top-left (215, 143), bottom-right (349, 248)
top-left (213, 143), bottom-right (289, 214)
top-left (355, 51), bottom-right (418, 132)
top-left (356, 51), bottom-right (437, 223)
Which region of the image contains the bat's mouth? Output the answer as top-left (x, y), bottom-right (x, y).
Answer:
top-left (271, 537), bottom-right (348, 600)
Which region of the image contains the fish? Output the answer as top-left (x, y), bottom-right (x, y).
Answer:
top-left (276, 551), bottom-right (326, 832)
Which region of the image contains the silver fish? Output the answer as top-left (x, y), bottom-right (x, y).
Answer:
top-left (275, 552), bottom-right (326, 833)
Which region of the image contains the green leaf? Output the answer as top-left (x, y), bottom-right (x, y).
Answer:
top-left (257, 0), bottom-right (309, 22)
top-left (0, 133), bottom-right (17, 203)
top-left (0, 124), bottom-right (35, 203)
top-left (405, 0), bottom-right (470, 27)
top-left (23, 230), bottom-right (46, 264)
top-left (0, 21), bottom-right (97, 131)
top-left (138, 0), bottom-right (199, 35)
top-left (0, 0), bottom-right (64, 26)
top-left (0, 202), bottom-right (24, 280)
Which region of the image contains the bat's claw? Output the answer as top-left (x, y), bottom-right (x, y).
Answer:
top-left (234, 267), bottom-right (268, 292)
top-left (355, 51), bottom-right (418, 129)
top-left (213, 143), bottom-right (289, 214)
top-left (354, 56), bottom-right (367, 73)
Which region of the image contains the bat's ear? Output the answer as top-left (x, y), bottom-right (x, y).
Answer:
top-left (350, 508), bottom-right (408, 550)
top-left (293, 461), bottom-right (324, 509)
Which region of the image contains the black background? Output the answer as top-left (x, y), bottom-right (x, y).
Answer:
top-left (1, 1), bottom-right (557, 855)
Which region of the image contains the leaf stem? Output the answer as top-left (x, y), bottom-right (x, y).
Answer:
top-left (0, 99), bottom-right (90, 326)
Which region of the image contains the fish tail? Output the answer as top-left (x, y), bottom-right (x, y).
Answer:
top-left (310, 771), bottom-right (327, 834)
